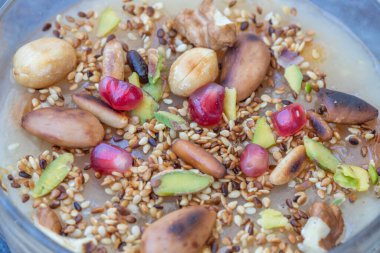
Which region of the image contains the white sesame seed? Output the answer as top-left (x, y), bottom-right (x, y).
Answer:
top-left (139, 136), bottom-right (148, 146)
top-left (245, 207), bottom-right (256, 215)
top-left (131, 225), bottom-right (141, 236)
top-left (127, 32), bottom-right (138, 41)
top-left (46, 97), bottom-right (55, 106)
top-left (98, 226), bottom-right (106, 237)
top-left (74, 72), bottom-right (83, 83)
top-left (163, 98), bottom-right (173, 105)
top-left (228, 190), bottom-right (241, 199)
top-left (220, 130), bottom-right (230, 137)
top-left (81, 200), bottom-right (91, 209)
top-left (234, 215), bottom-right (243, 226)
top-left (261, 94), bottom-right (271, 103)
top-left (176, 44), bottom-right (187, 53)
top-left (227, 201), bottom-right (238, 210)
top-left (306, 70), bottom-right (318, 80)
top-left (365, 133), bottom-right (375, 140)
top-left (237, 205), bottom-right (245, 215)
top-left (100, 238), bottom-right (112, 245)
top-left (154, 124), bottom-right (166, 131)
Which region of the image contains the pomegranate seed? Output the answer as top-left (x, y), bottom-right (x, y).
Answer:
top-left (91, 143), bottom-right (133, 174)
top-left (271, 103), bottom-right (307, 137)
top-left (99, 76), bottom-right (143, 111)
top-left (240, 143), bottom-right (269, 177)
top-left (188, 83), bottom-right (225, 126)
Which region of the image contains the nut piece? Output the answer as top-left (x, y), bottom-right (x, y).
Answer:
top-left (21, 107), bottom-right (105, 148)
top-left (35, 207), bottom-right (62, 234)
top-left (308, 111), bottom-right (333, 141)
top-left (221, 33), bottom-right (270, 101)
top-left (169, 48), bottom-right (219, 97)
top-left (308, 202), bottom-right (344, 250)
top-left (173, 0), bottom-right (236, 50)
top-left (13, 37), bottom-right (76, 89)
top-left (269, 145), bottom-right (307, 185)
top-left (72, 93), bottom-right (128, 129)
top-left (317, 88), bottom-right (378, 124)
top-left (141, 206), bottom-right (216, 253)
top-left (102, 39), bottom-right (125, 80)
top-left (172, 139), bottom-right (225, 179)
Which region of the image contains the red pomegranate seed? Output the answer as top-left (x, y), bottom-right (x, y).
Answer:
top-left (188, 83), bottom-right (225, 126)
top-left (99, 76), bottom-right (143, 111)
top-left (240, 143), bottom-right (269, 177)
top-left (91, 143), bottom-right (133, 174)
top-left (271, 103), bottom-right (307, 137)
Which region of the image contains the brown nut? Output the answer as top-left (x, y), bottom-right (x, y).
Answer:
top-left (141, 206), bottom-right (216, 253)
top-left (169, 48), bottom-right (219, 97)
top-left (35, 207), bottom-right (62, 234)
top-left (21, 107), bottom-right (105, 148)
top-left (13, 37), bottom-right (76, 89)
top-left (269, 145), bottom-right (307, 185)
top-left (221, 33), bottom-right (270, 101)
top-left (172, 139), bottom-right (225, 179)
top-left (308, 111), bottom-right (333, 141)
top-left (308, 202), bottom-right (344, 250)
top-left (173, 0), bottom-right (237, 50)
top-left (102, 39), bottom-right (125, 80)
top-left (72, 93), bottom-right (128, 129)
top-left (317, 88), bottom-right (378, 124)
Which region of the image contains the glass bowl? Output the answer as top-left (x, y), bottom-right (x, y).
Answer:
top-left (0, 0), bottom-right (379, 252)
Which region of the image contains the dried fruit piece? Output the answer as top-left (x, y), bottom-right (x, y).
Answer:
top-left (188, 83), bottom-right (225, 126)
top-left (333, 164), bottom-right (370, 192)
top-left (240, 143), bottom-right (269, 177)
top-left (33, 153), bottom-right (74, 198)
top-left (143, 49), bottom-right (164, 101)
top-left (284, 64), bottom-right (303, 94)
top-left (258, 209), bottom-right (289, 229)
top-left (368, 160), bottom-right (378, 184)
top-left (303, 137), bottom-right (339, 173)
top-left (141, 206), bottom-right (216, 253)
top-left (317, 88), bottom-right (378, 124)
top-left (271, 103), bottom-right (307, 137)
top-left (169, 48), bottom-right (219, 97)
top-left (154, 111), bottom-right (189, 131)
top-left (96, 7), bottom-right (121, 37)
top-left (151, 170), bottom-right (214, 196)
top-left (99, 76), bottom-right (143, 111)
top-left (252, 117), bottom-right (275, 148)
top-left (127, 50), bottom-right (148, 84)
top-left (223, 87), bottom-right (237, 121)
top-left (91, 143), bottom-right (133, 175)
top-left (130, 91), bottom-right (159, 123)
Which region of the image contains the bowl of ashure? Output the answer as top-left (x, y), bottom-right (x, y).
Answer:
top-left (0, 0), bottom-right (379, 252)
